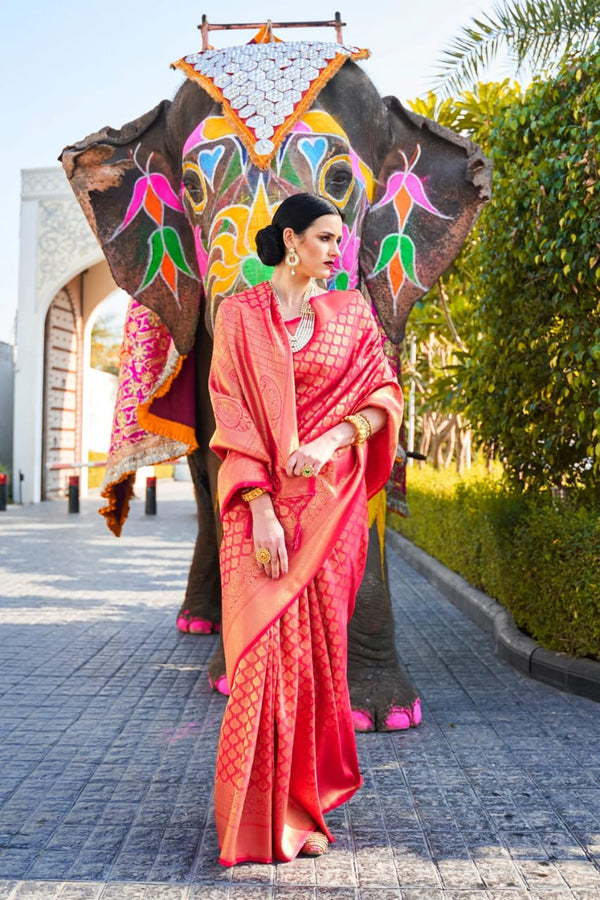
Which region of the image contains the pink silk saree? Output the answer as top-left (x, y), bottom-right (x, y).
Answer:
top-left (209, 282), bottom-right (403, 865)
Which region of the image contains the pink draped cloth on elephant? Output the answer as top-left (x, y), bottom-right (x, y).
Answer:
top-left (208, 282), bottom-right (403, 865)
top-left (98, 299), bottom-right (197, 536)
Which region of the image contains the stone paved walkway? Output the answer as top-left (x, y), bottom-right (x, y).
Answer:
top-left (0, 482), bottom-right (599, 900)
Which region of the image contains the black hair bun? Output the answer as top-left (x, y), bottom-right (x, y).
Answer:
top-left (255, 223), bottom-right (285, 266)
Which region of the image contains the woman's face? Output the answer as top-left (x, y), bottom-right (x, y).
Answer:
top-left (289, 214), bottom-right (343, 280)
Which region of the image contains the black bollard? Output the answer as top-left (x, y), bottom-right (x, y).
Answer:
top-left (0, 473), bottom-right (7, 511)
top-left (68, 475), bottom-right (80, 514)
top-left (145, 476), bottom-right (157, 515)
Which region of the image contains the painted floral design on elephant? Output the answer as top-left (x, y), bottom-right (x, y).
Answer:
top-left (110, 146), bottom-right (197, 303)
top-left (372, 145), bottom-right (449, 303)
top-left (180, 110), bottom-right (376, 310)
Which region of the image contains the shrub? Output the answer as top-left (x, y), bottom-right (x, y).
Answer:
top-left (390, 464), bottom-right (600, 660)
top-left (462, 50), bottom-right (600, 494)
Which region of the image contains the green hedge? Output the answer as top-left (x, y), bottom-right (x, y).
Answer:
top-left (389, 465), bottom-right (600, 660)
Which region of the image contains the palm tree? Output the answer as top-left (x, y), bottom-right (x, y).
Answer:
top-left (434, 0), bottom-right (600, 96)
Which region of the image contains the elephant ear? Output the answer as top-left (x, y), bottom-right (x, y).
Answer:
top-left (60, 99), bottom-right (201, 355)
top-left (359, 95), bottom-right (492, 344)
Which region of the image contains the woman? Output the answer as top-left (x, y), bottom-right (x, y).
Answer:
top-left (209, 193), bottom-right (403, 865)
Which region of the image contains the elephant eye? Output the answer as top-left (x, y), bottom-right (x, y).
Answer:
top-left (320, 156), bottom-right (354, 208)
top-left (182, 162), bottom-right (207, 215)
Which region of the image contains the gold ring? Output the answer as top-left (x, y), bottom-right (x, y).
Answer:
top-left (301, 464), bottom-right (314, 478)
top-left (256, 547), bottom-right (271, 565)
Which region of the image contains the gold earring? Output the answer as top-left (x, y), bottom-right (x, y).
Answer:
top-left (286, 247), bottom-right (299, 276)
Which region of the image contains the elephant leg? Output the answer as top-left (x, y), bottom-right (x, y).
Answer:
top-left (208, 634), bottom-right (229, 695)
top-left (177, 321), bottom-right (225, 641)
top-left (180, 457), bottom-right (229, 698)
top-left (175, 322), bottom-right (229, 693)
top-left (347, 520), bottom-right (421, 732)
top-left (176, 449), bottom-right (222, 634)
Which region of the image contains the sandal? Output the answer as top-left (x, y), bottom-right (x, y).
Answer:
top-left (300, 831), bottom-right (329, 857)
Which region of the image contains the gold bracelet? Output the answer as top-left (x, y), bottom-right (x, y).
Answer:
top-left (241, 486), bottom-right (266, 502)
top-left (343, 413), bottom-right (372, 445)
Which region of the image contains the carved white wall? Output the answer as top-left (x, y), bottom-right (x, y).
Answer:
top-left (14, 167), bottom-right (115, 503)
top-left (21, 169), bottom-right (102, 315)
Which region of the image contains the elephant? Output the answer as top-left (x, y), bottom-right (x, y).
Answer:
top-left (61, 32), bottom-right (491, 731)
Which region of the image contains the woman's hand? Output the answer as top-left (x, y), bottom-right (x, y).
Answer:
top-left (249, 493), bottom-right (288, 579)
top-left (285, 423), bottom-right (355, 477)
top-left (286, 408), bottom-right (389, 478)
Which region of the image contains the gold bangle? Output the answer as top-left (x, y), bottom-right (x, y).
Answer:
top-left (241, 487), bottom-right (266, 502)
top-left (343, 413), bottom-right (372, 445)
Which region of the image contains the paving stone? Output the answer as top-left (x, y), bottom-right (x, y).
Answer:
top-left (97, 886), bottom-right (146, 900)
top-left (275, 857), bottom-right (316, 886)
top-left (485, 893), bottom-right (531, 900)
top-left (361, 892), bottom-right (401, 900)
top-left (401, 890), bottom-right (445, 900)
top-left (527, 892), bottom-right (582, 900)
top-left (56, 884), bottom-right (104, 899)
top-left (516, 858), bottom-right (568, 888)
top-left (188, 889), bottom-right (229, 900)
top-left (231, 861), bottom-right (274, 883)
top-left (273, 889), bottom-right (315, 900)
top-left (439, 893), bottom-right (491, 900)
top-left (312, 891), bottom-right (357, 900)
top-left (0, 882), bottom-right (18, 900)
top-left (140, 887), bottom-right (188, 900)
top-left (228, 887), bottom-right (273, 899)
top-left (68, 852), bottom-right (115, 881)
top-left (475, 858), bottom-right (526, 888)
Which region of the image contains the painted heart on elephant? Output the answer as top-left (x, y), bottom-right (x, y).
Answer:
top-left (179, 110), bottom-right (376, 316)
top-left (61, 30), bottom-right (491, 732)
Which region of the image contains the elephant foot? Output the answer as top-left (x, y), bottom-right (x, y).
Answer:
top-left (348, 666), bottom-right (421, 732)
top-left (209, 674), bottom-right (230, 695)
top-left (176, 607), bottom-right (221, 635)
top-left (352, 698), bottom-right (421, 733)
top-left (208, 640), bottom-right (230, 695)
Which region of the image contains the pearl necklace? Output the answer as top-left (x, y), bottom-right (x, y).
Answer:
top-left (270, 281), bottom-right (317, 353)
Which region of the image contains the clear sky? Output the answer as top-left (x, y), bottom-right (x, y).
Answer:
top-left (1, 0), bottom-right (507, 345)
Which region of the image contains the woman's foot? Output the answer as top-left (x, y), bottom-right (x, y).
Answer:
top-left (300, 831), bottom-right (329, 857)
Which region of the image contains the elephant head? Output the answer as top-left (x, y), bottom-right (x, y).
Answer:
top-left (61, 37), bottom-right (491, 356)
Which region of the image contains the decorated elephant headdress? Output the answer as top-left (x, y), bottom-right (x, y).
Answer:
top-left (61, 27), bottom-right (491, 532)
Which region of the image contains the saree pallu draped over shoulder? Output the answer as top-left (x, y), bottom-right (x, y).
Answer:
top-left (209, 282), bottom-right (403, 866)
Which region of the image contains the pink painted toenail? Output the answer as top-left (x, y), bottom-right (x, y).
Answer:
top-left (214, 675), bottom-right (230, 696)
top-left (384, 708), bottom-right (412, 731)
top-left (352, 710), bottom-right (374, 732)
top-left (176, 615), bottom-right (190, 633)
top-left (411, 698), bottom-right (422, 726)
top-left (188, 619), bottom-right (213, 634)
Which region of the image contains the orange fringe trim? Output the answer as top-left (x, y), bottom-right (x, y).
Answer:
top-left (137, 354), bottom-right (199, 453)
top-left (171, 47), bottom-right (370, 170)
top-left (99, 352), bottom-right (198, 537)
top-left (99, 473), bottom-right (135, 538)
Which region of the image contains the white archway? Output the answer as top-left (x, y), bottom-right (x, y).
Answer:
top-left (14, 167), bottom-right (122, 502)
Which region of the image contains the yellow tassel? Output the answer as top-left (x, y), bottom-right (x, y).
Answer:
top-left (368, 489), bottom-right (387, 580)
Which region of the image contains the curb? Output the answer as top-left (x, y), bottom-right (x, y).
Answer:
top-left (387, 530), bottom-right (600, 704)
